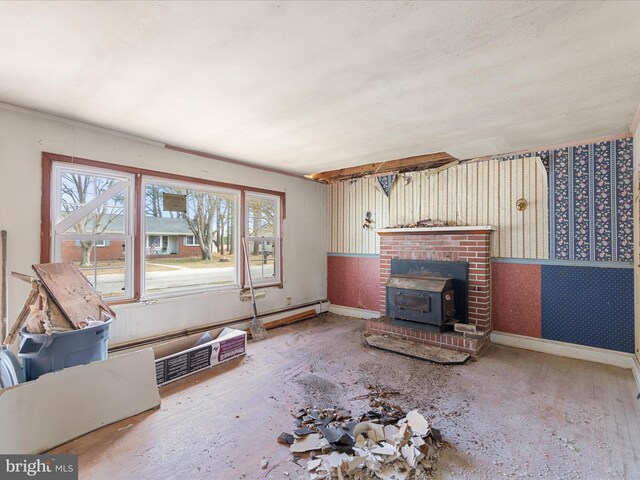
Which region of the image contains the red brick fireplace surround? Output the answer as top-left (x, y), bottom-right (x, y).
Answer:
top-left (365, 226), bottom-right (495, 356)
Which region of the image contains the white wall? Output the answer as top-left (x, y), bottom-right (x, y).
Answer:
top-left (0, 105), bottom-right (327, 344)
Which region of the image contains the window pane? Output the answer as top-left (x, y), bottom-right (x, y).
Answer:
top-left (247, 239), bottom-right (277, 282)
top-left (59, 172), bottom-right (127, 224)
top-left (247, 197), bottom-right (276, 237)
top-left (61, 207), bottom-right (126, 235)
top-left (60, 239), bottom-right (127, 298)
top-left (144, 183), bottom-right (237, 295)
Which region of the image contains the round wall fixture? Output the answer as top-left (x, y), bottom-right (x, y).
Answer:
top-left (516, 198), bottom-right (528, 211)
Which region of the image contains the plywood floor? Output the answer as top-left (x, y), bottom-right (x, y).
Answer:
top-left (50, 313), bottom-right (640, 479)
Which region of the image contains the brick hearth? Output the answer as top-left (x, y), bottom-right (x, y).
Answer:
top-left (366, 226), bottom-right (494, 356)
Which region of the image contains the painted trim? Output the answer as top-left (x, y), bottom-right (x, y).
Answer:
top-left (632, 355), bottom-right (640, 393)
top-left (329, 304), bottom-right (381, 319)
top-left (327, 252), bottom-right (381, 258)
top-left (491, 331), bottom-right (637, 370)
top-left (491, 258), bottom-right (633, 269)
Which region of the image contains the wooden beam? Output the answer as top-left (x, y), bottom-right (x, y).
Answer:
top-left (246, 309), bottom-right (317, 337)
top-left (305, 152), bottom-right (457, 183)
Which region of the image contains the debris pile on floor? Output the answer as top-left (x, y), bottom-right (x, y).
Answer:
top-left (389, 219), bottom-right (448, 229)
top-left (276, 388), bottom-right (441, 479)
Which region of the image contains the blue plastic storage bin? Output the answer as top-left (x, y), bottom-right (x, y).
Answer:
top-left (18, 317), bottom-right (112, 381)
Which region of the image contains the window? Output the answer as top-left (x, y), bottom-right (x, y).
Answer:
top-left (183, 235), bottom-right (199, 246)
top-left (44, 152), bottom-right (284, 302)
top-left (143, 179), bottom-right (239, 296)
top-left (52, 163), bottom-right (134, 299)
top-left (245, 193), bottom-right (280, 285)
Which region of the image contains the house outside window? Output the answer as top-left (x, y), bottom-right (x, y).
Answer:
top-left (183, 235), bottom-right (200, 246)
top-left (245, 193), bottom-right (280, 286)
top-left (142, 178), bottom-right (239, 296)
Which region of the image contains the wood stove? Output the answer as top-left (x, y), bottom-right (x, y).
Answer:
top-left (386, 259), bottom-right (469, 332)
top-left (386, 275), bottom-right (456, 331)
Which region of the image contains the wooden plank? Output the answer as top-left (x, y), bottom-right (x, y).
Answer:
top-left (499, 161), bottom-right (510, 258)
top-left (427, 173), bottom-right (435, 221)
top-left (447, 168), bottom-right (456, 224)
top-left (487, 160), bottom-right (499, 256)
top-left (364, 334), bottom-right (469, 365)
top-left (347, 181), bottom-right (355, 253)
top-left (4, 282), bottom-right (39, 345)
top-left (363, 178), bottom-right (370, 253)
top-left (534, 157), bottom-right (550, 259)
top-left (256, 309), bottom-right (317, 332)
top-left (32, 263), bottom-right (115, 328)
top-left (306, 152), bottom-right (457, 183)
top-left (337, 182), bottom-right (343, 253)
top-left (512, 158), bottom-right (522, 257)
top-left (413, 172), bottom-right (421, 222)
top-left (328, 184), bottom-right (334, 252)
top-left (523, 158), bottom-right (535, 258)
top-left (10, 271), bottom-right (35, 284)
top-left (458, 163), bottom-right (468, 226)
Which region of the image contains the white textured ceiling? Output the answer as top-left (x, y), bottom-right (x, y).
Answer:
top-left (1, 1), bottom-right (640, 174)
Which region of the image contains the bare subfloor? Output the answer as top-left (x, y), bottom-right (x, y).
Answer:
top-left (51, 313), bottom-right (640, 479)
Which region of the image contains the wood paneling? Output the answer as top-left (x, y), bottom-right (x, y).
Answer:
top-left (328, 157), bottom-right (549, 258)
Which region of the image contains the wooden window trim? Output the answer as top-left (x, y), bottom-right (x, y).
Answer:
top-left (41, 152), bottom-right (286, 304)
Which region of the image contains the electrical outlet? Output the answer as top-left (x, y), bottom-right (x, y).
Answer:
top-left (286, 296), bottom-right (292, 306)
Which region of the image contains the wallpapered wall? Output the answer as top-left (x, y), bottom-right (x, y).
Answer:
top-left (328, 135), bottom-right (635, 352)
top-left (498, 137), bottom-right (633, 263)
top-left (492, 136), bottom-right (634, 353)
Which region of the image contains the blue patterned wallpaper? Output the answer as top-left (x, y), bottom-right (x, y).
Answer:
top-left (498, 137), bottom-right (633, 262)
top-left (541, 265), bottom-right (634, 353)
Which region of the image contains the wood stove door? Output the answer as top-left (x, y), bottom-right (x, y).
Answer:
top-left (388, 288), bottom-right (442, 324)
top-left (395, 291), bottom-right (431, 313)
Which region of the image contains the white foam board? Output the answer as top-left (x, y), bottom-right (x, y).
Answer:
top-left (0, 349), bottom-right (160, 453)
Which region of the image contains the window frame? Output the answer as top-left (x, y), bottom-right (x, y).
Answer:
top-left (183, 235), bottom-right (200, 247)
top-left (41, 152), bottom-right (286, 305)
top-left (245, 192), bottom-right (281, 287)
top-left (50, 162), bottom-right (135, 300)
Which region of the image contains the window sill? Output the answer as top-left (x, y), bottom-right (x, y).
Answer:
top-left (241, 282), bottom-right (283, 290)
top-left (106, 284), bottom-right (245, 307)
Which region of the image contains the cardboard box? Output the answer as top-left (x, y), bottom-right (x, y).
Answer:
top-left (153, 327), bottom-right (247, 386)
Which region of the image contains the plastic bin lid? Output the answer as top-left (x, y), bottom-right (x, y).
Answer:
top-left (0, 346), bottom-right (25, 388)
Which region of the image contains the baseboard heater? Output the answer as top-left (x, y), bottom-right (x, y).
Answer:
top-left (109, 300), bottom-right (329, 353)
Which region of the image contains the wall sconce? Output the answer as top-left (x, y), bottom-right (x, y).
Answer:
top-left (363, 211), bottom-right (374, 229)
top-left (516, 198), bottom-right (528, 211)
